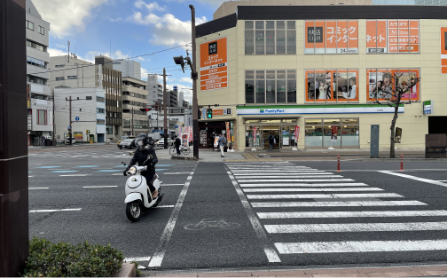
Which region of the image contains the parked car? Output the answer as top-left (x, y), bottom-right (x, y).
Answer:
top-left (157, 138), bottom-right (173, 147)
top-left (119, 139), bottom-right (136, 149)
top-left (65, 137), bottom-right (76, 144)
top-left (117, 135), bottom-right (135, 148)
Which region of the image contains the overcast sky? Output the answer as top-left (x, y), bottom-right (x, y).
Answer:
top-left (33, 0), bottom-right (228, 103)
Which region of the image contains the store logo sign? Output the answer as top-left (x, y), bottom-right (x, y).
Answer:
top-left (260, 109), bottom-right (286, 114)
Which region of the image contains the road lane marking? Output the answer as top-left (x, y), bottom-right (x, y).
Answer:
top-left (265, 222), bottom-right (447, 233)
top-left (162, 184), bottom-right (185, 186)
top-left (226, 170), bottom-right (281, 263)
top-left (125, 257), bottom-right (151, 262)
top-left (28, 176), bottom-right (34, 178)
top-left (240, 183), bottom-right (368, 187)
top-left (148, 163), bottom-right (198, 268)
top-left (162, 172), bottom-right (191, 175)
top-left (258, 210), bottom-right (447, 219)
top-left (238, 179), bottom-right (355, 183)
top-left (251, 200), bottom-right (427, 207)
top-left (380, 171), bottom-right (447, 188)
top-left (36, 166), bottom-right (61, 168)
top-left (77, 165), bottom-right (99, 168)
top-left (275, 240), bottom-right (447, 254)
top-left (112, 173), bottom-right (123, 176)
top-left (155, 205), bottom-right (175, 208)
top-left (246, 193), bottom-right (403, 199)
top-left (29, 187), bottom-right (49, 190)
top-left (234, 173), bottom-right (333, 176)
top-left (98, 170), bottom-right (122, 173)
top-left (236, 175), bottom-right (344, 179)
top-left (52, 170), bottom-right (78, 173)
top-left (244, 187), bottom-right (384, 193)
top-left (83, 186), bottom-right (118, 188)
top-left (29, 208), bottom-right (82, 213)
top-left (60, 174), bottom-right (88, 177)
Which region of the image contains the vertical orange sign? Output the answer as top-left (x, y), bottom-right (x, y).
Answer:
top-left (336, 21), bottom-right (348, 54)
top-left (410, 20), bottom-right (419, 52)
top-left (348, 21), bottom-right (359, 53)
top-left (326, 21), bottom-right (337, 54)
top-left (441, 27), bottom-right (447, 74)
top-left (388, 20), bottom-right (398, 53)
top-left (200, 37), bottom-right (228, 91)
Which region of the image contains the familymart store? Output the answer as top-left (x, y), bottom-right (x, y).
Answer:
top-left (236, 104), bottom-right (404, 151)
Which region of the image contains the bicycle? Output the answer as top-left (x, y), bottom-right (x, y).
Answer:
top-left (169, 144), bottom-right (190, 156)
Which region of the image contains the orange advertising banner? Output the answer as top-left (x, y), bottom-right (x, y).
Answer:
top-left (325, 21), bottom-right (337, 53)
top-left (441, 27), bottom-right (447, 74)
top-left (367, 20), bottom-right (418, 54)
top-left (336, 20), bottom-right (348, 53)
top-left (200, 37), bottom-right (228, 91)
top-left (348, 21), bottom-right (359, 51)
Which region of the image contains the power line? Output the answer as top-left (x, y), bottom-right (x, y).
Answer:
top-left (28, 43), bottom-right (192, 76)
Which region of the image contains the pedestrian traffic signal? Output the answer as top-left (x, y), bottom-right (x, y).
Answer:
top-left (206, 108), bottom-right (213, 119)
top-left (140, 108), bottom-right (150, 112)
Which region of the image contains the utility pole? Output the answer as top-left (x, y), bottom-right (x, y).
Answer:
top-left (190, 5), bottom-right (199, 159)
top-left (52, 89), bottom-right (56, 146)
top-left (163, 67), bottom-right (168, 149)
top-left (69, 95), bottom-right (72, 145)
top-left (1, 0), bottom-right (29, 275)
top-left (131, 107), bottom-right (134, 136)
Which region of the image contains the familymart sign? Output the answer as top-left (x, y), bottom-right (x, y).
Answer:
top-left (238, 105), bottom-right (404, 115)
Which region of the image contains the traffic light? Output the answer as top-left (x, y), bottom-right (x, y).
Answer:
top-left (206, 108), bottom-right (213, 119)
top-left (140, 108), bottom-right (150, 112)
top-left (173, 55), bottom-right (185, 73)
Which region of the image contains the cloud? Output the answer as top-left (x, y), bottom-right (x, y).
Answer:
top-left (134, 0), bottom-right (165, 11)
top-left (32, 0), bottom-right (108, 38)
top-left (48, 48), bottom-right (69, 57)
top-left (150, 14), bottom-right (207, 47)
top-left (114, 50), bottom-right (130, 59)
top-left (129, 11), bottom-right (160, 25)
top-left (162, 0), bottom-right (226, 8)
top-left (180, 77), bottom-right (192, 84)
top-left (108, 17), bottom-right (124, 22)
top-left (138, 57), bottom-right (145, 61)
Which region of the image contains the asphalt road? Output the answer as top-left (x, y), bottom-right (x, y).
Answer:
top-left (28, 146), bottom-right (447, 273)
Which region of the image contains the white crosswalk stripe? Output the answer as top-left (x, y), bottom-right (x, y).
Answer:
top-left (225, 161), bottom-right (447, 262)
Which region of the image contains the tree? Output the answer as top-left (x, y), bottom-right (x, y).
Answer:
top-left (372, 72), bottom-right (420, 158)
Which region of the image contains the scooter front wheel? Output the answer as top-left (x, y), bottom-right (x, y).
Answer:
top-left (126, 201), bottom-right (141, 222)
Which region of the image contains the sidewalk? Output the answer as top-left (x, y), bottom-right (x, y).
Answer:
top-left (145, 264), bottom-right (447, 277)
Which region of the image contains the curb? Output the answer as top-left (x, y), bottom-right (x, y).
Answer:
top-left (114, 263), bottom-right (137, 277)
top-left (171, 156), bottom-right (198, 161)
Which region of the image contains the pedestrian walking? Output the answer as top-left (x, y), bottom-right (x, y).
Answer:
top-left (174, 135), bottom-right (181, 155)
top-left (217, 134), bottom-right (227, 157)
top-left (268, 132), bottom-right (275, 150)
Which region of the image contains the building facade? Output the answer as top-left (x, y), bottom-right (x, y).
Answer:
top-left (147, 74), bottom-right (163, 107)
top-left (26, 0), bottom-right (52, 146)
top-left (54, 88), bottom-right (106, 143)
top-left (196, 5), bottom-right (447, 151)
top-left (113, 60), bottom-right (142, 80)
top-left (122, 77), bottom-right (149, 136)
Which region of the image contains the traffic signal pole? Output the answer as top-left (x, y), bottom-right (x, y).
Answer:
top-left (190, 5), bottom-right (199, 159)
top-left (163, 68), bottom-right (168, 149)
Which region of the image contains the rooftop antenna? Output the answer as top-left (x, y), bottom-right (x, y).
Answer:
top-left (110, 39), bottom-right (112, 59)
top-left (67, 41), bottom-right (70, 63)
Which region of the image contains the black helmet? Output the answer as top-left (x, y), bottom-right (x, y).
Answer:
top-left (135, 134), bottom-right (149, 151)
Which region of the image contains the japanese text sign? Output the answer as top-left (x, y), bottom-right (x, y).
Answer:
top-left (200, 37), bottom-right (228, 91)
top-left (305, 20), bottom-right (358, 54)
top-left (366, 20), bottom-right (419, 54)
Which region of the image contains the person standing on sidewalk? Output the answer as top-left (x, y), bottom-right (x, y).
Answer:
top-left (174, 135), bottom-right (181, 155)
top-left (217, 134), bottom-right (227, 157)
top-left (268, 132), bottom-right (275, 150)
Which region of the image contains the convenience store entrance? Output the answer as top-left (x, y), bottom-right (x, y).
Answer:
top-left (245, 119), bottom-right (297, 150)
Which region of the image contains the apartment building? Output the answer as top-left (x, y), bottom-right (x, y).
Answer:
top-left (122, 77), bottom-right (149, 136)
top-left (113, 60), bottom-right (142, 80)
top-left (26, 0), bottom-right (52, 146)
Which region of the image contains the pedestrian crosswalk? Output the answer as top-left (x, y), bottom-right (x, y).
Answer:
top-left (225, 162), bottom-right (447, 263)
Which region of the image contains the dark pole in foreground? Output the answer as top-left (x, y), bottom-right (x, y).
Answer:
top-left (163, 68), bottom-right (168, 149)
top-left (0, 0), bottom-right (29, 276)
top-left (190, 4), bottom-right (199, 159)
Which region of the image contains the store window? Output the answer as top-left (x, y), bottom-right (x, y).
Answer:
top-left (245, 119), bottom-right (297, 149)
top-left (367, 68), bottom-right (420, 102)
top-left (366, 20), bottom-right (419, 53)
top-left (305, 20), bottom-right (358, 54)
top-left (245, 20), bottom-right (295, 55)
top-left (305, 118), bottom-right (359, 148)
top-left (246, 70), bottom-right (296, 104)
top-left (306, 69), bottom-right (358, 103)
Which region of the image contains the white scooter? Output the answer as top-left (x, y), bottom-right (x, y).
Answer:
top-left (122, 160), bottom-right (163, 222)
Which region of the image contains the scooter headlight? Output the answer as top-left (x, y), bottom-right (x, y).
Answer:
top-left (128, 166), bottom-right (137, 175)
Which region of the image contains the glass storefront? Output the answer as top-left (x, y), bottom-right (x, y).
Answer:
top-left (245, 119), bottom-right (297, 149)
top-left (305, 118), bottom-right (359, 148)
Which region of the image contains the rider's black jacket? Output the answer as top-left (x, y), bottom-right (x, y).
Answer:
top-left (128, 145), bottom-right (158, 175)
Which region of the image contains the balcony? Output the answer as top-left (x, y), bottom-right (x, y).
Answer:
top-left (28, 83), bottom-right (51, 96)
top-left (122, 84), bottom-right (148, 95)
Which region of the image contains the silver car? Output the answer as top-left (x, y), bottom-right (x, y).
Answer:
top-left (157, 138), bottom-right (173, 147)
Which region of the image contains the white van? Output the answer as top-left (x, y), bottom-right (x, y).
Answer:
top-left (65, 137), bottom-right (76, 144)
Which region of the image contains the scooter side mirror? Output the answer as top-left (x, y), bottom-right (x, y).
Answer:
top-left (121, 162), bottom-right (126, 166)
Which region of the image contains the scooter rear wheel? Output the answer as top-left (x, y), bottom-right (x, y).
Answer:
top-left (126, 201), bottom-right (141, 222)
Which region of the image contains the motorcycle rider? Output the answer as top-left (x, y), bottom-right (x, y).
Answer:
top-left (125, 134), bottom-right (159, 199)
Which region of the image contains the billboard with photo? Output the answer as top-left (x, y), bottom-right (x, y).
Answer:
top-left (306, 69), bottom-right (358, 103)
top-left (367, 69), bottom-right (420, 102)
